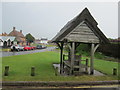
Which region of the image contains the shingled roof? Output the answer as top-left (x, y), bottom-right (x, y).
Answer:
top-left (8, 27), bottom-right (25, 38)
top-left (51, 8), bottom-right (109, 44)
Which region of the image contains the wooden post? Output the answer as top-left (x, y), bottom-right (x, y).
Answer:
top-left (113, 68), bottom-right (117, 75)
top-left (70, 42), bottom-right (75, 75)
top-left (85, 59), bottom-right (88, 74)
top-left (60, 43), bottom-right (64, 74)
top-left (4, 66), bottom-right (9, 76)
top-left (90, 44), bottom-right (99, 75)
top-left (63, 54), bottom-right (65, 61)
top-left (31, 66), bottom-right (35, 76)
top-left (62, 54), bottom-right (65, 73)
top-left (90, 43), bottom-right (94, 75)
top-left (57, 42), bottom-right (64, 75)
top-left (68, 45), bottom-right (71, 60)
top-left (55, 67), bottom-right (58, 76)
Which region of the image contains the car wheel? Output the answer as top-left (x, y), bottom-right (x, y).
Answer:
top-left (17, 49), bottom-right (19, 52)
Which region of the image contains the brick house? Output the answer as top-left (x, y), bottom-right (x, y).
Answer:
top-left (8, 27), bottom-right (26, 45)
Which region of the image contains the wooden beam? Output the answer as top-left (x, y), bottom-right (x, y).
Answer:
top-left (93, 44), bottom-right (100, 53)
top-left (65, 42), bottom-right (72, 61)
top-left (90, 44), bottom-right (99, 75)
top-left (56, 42), bottom-right (62, 49)
top-left (75, 42), bottom-right (80, 49)
top-left (70, 42), bottom-right (75, 75)
top-left (56, 42), bottom-right (64, 74)
top-left (67, 43), bottom-right (72, 50)
top-left (90, 43), bottom-right (94, 75)
top-left (75, 42), bottom-right (80, 54)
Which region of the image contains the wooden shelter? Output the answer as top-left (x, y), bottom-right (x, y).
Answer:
top-left (51, 8), bottom-right (109, 75)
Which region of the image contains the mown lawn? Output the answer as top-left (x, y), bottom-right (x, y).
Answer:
top-left (81, 57), bottom-right (119, 75)
top-left (2, 51), bottom-right (119, 81)
top-left (0, 48), bottom-right (10, 52)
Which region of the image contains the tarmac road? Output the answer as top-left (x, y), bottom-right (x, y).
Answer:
top-left (0, 47), bottom-right (56, 57)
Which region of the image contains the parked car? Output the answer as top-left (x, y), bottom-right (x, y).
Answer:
top-left (36, 45), bottom-right (47, 49)
top-left (24, 46), bottom-right (32, 51)
top-left (33, 46), bottom-right (36, 49)
top-left (36, 45), bottom-right (42, 49)
top-left (30, 46), bottom-right (36, 50)
top-left (41, 45), bottom-right (47, 49)
top-left (11, 45), bottom-right (24, 51)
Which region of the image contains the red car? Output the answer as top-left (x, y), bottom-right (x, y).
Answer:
top-left (30, 46), bottom-right (34, 50)
top-left (24, 46), bottom-right (32, 51)
top-left (32, 46), bottom-right (36, 49)
top-left (30, 46), bottom-right (36, 50)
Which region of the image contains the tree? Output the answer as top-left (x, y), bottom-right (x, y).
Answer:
top-left (25, 33), bottom-right (35, 45)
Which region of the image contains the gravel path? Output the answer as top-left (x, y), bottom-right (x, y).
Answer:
top-left (0, 47), bottom-right (56, 57)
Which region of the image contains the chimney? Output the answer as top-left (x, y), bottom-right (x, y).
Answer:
top-left (13, 27), bottom-right (15, 30)
top-left (20, 30), bottom-right (22, 33)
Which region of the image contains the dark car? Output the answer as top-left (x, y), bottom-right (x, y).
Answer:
top-left (36, 45), bottom-right (47, 49)
top-left (36, 45), bottom-right (42, 49)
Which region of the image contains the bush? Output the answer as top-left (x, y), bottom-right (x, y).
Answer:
top-left (94, 52), bottom-right (105, 59)
top-left (76, 44), bottom-right (106, 59)
top-left (76, 44), bottom-right (90, 57)
top-left (98, 44), bottom-right (120, 58)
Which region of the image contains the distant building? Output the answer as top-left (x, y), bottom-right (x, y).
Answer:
top-left (40, 38), bottom-right (48, 45)
top-left (0, 32), bottom-right (8, 36)
top-left (8, 27), bottom-right (26, 45)
top-left (0, 36), bottom-right (16, 47)
top-left (34, 39), bottom-right (41, 44)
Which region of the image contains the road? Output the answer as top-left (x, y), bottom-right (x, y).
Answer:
top-left (0, 47), bottom-right (56, 57)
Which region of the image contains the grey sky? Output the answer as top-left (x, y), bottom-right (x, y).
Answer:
top-left (2, 2), bottom-right (118, 40)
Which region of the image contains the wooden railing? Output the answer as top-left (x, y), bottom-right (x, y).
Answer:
top-left (63, 54), bottom-right (89, 75)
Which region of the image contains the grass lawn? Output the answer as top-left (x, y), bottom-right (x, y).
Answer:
top-left (0, 48), bottom-right (10, 52)
top-left (2, 51), bottom-right (119, 81)
top-left (81, 56), bottom-right (119, 75)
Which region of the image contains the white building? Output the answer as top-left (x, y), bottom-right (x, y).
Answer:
top-left (0, 36), bottom-right (16, 47)
top-left (40, 38), bottom-right (48, 45)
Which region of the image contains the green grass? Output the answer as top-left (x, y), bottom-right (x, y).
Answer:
top-left (2, 51), bottom-right (58, 81)
top-left (94, 59), bottom-right (119, 75)
top-left (2, 51), bottom-right (119, 81)
top-left (0, 48), bottom-right (10, 52)
top-left (81, 56), bottom-right (119, 75)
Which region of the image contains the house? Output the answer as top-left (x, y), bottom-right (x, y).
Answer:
top-left (8, 27), bottom-right (26, 45)
top-left (0, 32), bottom-right (8, 36)
top-left (0, 39), bottom-right (3, 46)
top-left (0, 36), bottom-right (16, 47)
top-left (40, 38), bottom-right (48, 45)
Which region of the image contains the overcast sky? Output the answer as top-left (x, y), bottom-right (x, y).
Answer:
top-left (1, 2), bottom-right (118, 39)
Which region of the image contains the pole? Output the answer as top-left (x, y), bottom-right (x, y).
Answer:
top-left (90, 43), bottom-right (94, 75)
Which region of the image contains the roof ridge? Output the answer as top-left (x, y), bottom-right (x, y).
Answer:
top-left (51, 8), bottom-right (109, 44)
